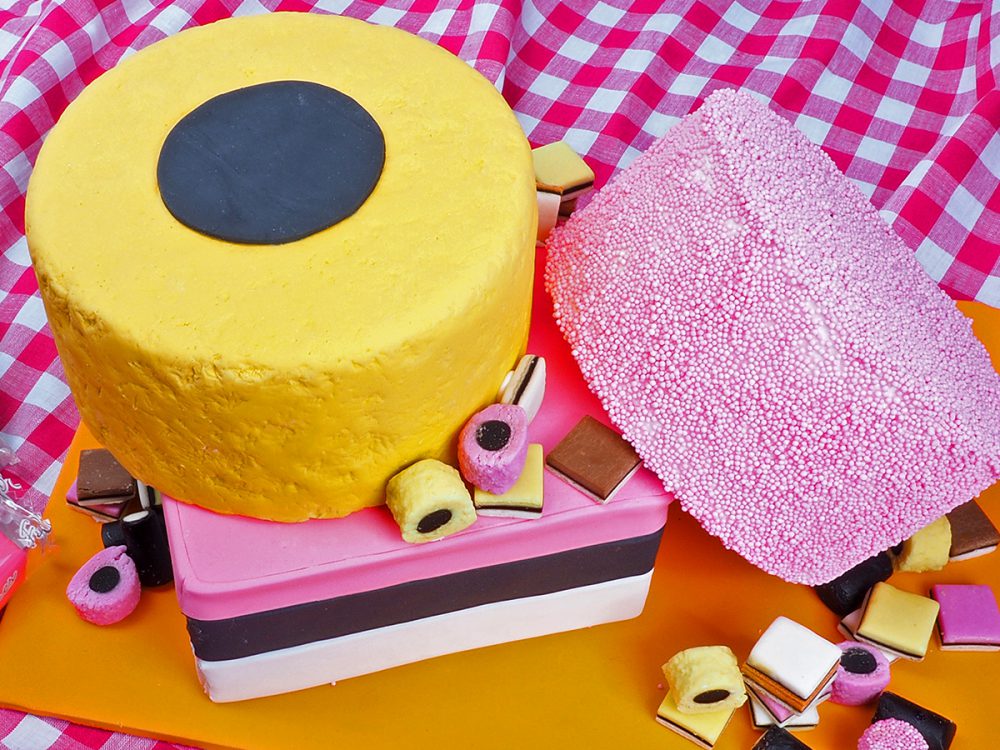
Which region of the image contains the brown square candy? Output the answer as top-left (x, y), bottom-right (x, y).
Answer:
top-left (946, 500), bottom-right (999, 561)
top-left (545, 415), bottom-right (641, 503)
top-left (77, 449), bottom-right (136, 502)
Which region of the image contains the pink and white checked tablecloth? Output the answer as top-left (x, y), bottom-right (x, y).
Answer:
top-left (1, 1), bottom-right (999, 747)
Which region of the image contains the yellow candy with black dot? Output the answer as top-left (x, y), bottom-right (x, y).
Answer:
top-left (386, 460), bottom-right (476, 544)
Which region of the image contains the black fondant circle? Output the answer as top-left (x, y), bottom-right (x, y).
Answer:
top-left (417, 509), bottom-right (453, 535)
top-left (157, 81), bottom-right (385, 245)
top-left (693, 689), bottom-right (730, 704)
top-left (476, 420), bottom-right (512, 452)
top-left (89, 565), bottom-right (121, 594)
top-left (841, 647), bottom-right (878, 674)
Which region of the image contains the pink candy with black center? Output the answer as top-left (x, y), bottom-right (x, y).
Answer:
top-left (545, 88), bottom-right (1000, 585)
top-left (831, 641), bottom-right (890, 706)
top-left (458, 403), bottom-right (528, 494)
top-left (858, 719), bottom-right (929, 750)
top-left (66, 545), bottom-right (140, 625)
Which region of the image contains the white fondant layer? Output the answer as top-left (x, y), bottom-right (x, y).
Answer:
top-left (196, 571), bottom-right (653, 702)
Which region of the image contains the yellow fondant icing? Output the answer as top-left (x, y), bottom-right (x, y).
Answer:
top-left (26, 13), bottom-right (537, 521)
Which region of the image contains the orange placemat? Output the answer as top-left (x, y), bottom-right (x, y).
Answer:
top-left (0, 302), bottom-right (997, 749)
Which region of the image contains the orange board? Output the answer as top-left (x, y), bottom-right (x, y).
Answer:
top-left (1, 301), bottom-right (998, 749)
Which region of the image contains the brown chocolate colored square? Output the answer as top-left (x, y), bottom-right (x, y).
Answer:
top-left (77, 448), bottom-right (136, 501)
top-left (546, 415), bottom-right (641, 501)
top-left (947, 500), bottom-right (1000, 558)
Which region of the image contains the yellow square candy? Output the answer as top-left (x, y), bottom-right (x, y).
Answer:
top-left (474, 444), bottom-right (543, 518)
top-left (896, 515), bottom-right (951, 572)
top-left (655, 691), bottom-right (735, 749)
top-left (857, 582), bottom-right (940, 660)
top-left (532, 142), bottom-right (595, 195)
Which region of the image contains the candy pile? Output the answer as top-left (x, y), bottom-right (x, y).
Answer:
top-left (654, 505), bottom-right (999, 748)
top-left (827, 507), bottom-right (1000, 658)
top-left (545, 87), bottom-right (1000, 585)
top-left (382, 353), bottom-right (550, 544)
top-left (381, 349), bottom-right (645, 543)
top-left (62, 449), bottom-right (174, 625)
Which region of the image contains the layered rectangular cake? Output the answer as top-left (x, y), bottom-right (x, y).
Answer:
top-left (164, 254), bottom-right (672, 702)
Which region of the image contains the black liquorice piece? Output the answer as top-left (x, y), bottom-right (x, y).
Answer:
top-left (121, 508), bottom-right (173, 587)
top-left (752, 726), bottom-right (812, 749)
top-left (104, 504), bottom-right (164, 549)
top-left (873, 692), bottom-right (956, 750)
top-left (814, 551), bottom-right (893, 617)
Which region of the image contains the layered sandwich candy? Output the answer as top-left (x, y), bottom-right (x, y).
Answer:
top-left (856, 583), bottom-right (939, 661)
top-left (895, 517), bottom-right (951, 573)
top-left (741, 617), bottom-right (841, 713)
top-left (945, 501), bottom-right (999, 561)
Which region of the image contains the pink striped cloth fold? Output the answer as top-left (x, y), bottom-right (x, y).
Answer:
top-left (0, 1), bottom-right (998, 746)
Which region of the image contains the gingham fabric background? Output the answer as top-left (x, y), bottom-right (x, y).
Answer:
top-left (1, 0), bottom-right (999, 746)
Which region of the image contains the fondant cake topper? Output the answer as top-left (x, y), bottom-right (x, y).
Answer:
top-left (157, 80), bottom-right (385, 245)
top-left (28, 12), bottom-right (537, 521)
top-left (546, 87), bottom-right (1000, 585)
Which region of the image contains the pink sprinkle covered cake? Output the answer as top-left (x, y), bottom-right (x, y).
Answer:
top-left (546, 88), bottom-right (1000, 585)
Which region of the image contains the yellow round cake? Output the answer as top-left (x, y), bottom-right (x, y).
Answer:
top-left (26, 12), bottom-right (537, 521)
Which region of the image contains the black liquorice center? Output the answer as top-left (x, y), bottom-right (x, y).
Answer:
top-left (841, 647), bottom-right (877, 674)
top-left (417, 508), bottom-right (453, 534)
top-left (89, 565), bottom-right (121, 594)
top-left (157, 80), bottom-right (385, 245)
top-left (693, 689), bottom-right (730, 704)
top-left (476, 420), bottom-right (512, 451)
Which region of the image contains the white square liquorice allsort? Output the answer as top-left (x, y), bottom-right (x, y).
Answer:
top-left (745, 616), bottom-right (841, 700)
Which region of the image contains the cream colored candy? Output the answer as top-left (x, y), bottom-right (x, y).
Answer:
top-left (536, 191), bottom-right (560, 242)
top-left (662, 646), bottom-right (747, 715)
top-left (474, 444), bottom-right (544, 518)
top-left (655, 691), bottom-right (736, 749)
top-left (498, 355), bottom-right (546, 423)
top-left (386, 460), bottom-right (476, 544)
top-left (896, 516), bottom-right (951, 572)
top-left (856, 582), bottom-right (940, 660)
top-left (532, 141), bottom-right (595, 212)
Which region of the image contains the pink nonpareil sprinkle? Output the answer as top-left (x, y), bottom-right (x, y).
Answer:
top-left (858, 719), bottom-right (929, 750)
top-left (545, 88), bottom-right (1000, 585)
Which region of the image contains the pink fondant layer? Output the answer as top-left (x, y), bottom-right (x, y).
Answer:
top-left (165, 250), bottom-right (672, 622)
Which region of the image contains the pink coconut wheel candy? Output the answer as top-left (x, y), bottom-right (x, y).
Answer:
top-left (458, 403), bottom-right (529, 495)
top-left (545, 88), bottom-right (1000, 585)
top-left (858, 719), bottom-right (929, 750)
top-left (66, 545), bottom-right (141, 625)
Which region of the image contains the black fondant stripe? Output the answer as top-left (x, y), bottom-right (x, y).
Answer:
top-left (188, 526), bottom-right (664, 662)
top-left (474, 505), bottom-right (543, 513)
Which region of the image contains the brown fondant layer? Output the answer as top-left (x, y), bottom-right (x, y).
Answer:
top-left (188, 526), bottom-right (664, 662)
